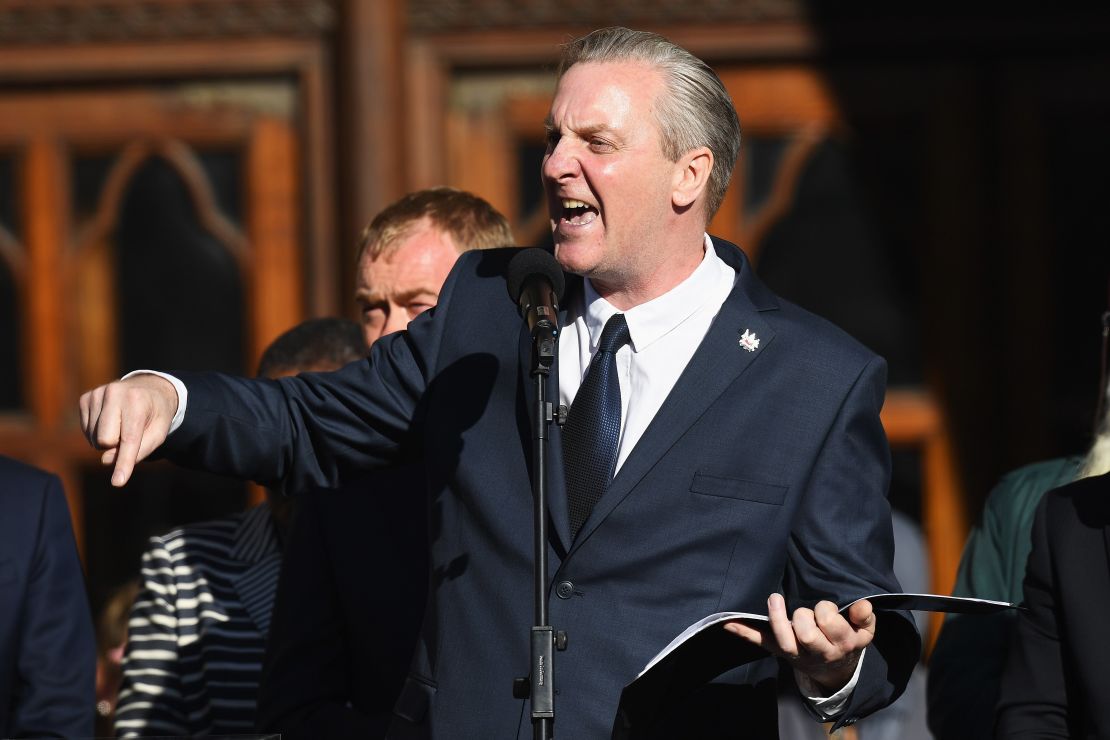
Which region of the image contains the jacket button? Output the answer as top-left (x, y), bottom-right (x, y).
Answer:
top-left (555, 580), bottom-right (574, 599)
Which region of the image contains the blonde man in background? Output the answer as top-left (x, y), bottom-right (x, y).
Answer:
top-left (354, 187), bottom-right (514, 345)
top-left (259, 188), bottom-right (514, 739)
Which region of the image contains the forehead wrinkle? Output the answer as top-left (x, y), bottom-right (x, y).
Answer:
top-left (548, 110), bottom-right (616, 141)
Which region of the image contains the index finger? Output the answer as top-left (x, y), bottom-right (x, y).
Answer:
top-left (110, 406), bottom-right (145, 487)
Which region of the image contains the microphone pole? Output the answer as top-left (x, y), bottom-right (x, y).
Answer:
top-left (507, 249), bottom-right (566, 740)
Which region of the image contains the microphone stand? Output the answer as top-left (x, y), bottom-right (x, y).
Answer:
top-left (513, 319), bottom-right (564, 740)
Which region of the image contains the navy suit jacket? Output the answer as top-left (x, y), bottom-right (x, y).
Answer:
top-left (167, 239), bottom-right (919, 738)
top-left (0, 456), bottom-right (95, 738)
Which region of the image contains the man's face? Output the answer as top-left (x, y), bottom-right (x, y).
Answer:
top-left (355, 218), bottom-right (460, 347)
top-left (542, 60), bottom-right (681, 294)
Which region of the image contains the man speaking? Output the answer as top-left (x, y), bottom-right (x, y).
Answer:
top-left (80, 27), bottom-right (917, 738)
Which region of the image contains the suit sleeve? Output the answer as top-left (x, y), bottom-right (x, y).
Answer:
top-left (160, 252), bottom-right (460, 495)
top-left (995, 496), bottom-right (1070, 738)
top-left (114, 537), bottom-right (188, 737)
top-left (258, 494), bottom-right (386, 739)
top-left (783, 356), bottom-right (920, 727)
top-left (9, 474), bottom-right (95, 739)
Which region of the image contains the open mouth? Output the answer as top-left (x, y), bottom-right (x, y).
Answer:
top-left (560, 198), bottom-right (599, 226)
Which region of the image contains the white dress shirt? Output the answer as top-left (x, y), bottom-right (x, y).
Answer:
top-left (558, 234), bottom-right (734, 475)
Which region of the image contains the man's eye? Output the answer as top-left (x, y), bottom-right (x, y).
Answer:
top-left (589, 137), bottom-right (614, 152)
top-left (408, 303), bottom-right (435, 318)
top-left (545, 130), bottom-right (561, 150)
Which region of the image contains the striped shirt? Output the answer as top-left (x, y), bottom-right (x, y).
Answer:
top-left (115, 503), bottom-right (282, 737)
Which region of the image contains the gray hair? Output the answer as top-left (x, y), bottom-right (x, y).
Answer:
top-left (557, 27), bottom-right (741, 220)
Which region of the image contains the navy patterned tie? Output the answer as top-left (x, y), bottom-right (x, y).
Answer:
top-left (563, 313), bottom-right (631, 539)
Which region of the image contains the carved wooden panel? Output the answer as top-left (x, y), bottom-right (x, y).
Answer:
top-left (0, 0), bottom-right (335, 45)
top-left (0, 83), bottom-right (307, 612)
top-left (408, 0), bottom-right (805, 33)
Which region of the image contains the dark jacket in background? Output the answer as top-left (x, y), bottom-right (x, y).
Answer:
top-left (259, 467), bottom-right (427, 739)
top-left (0, 455), bottom-right (95, 738)
top-left (996, 471), bottom-right (1110, 738)
top-left (928, 457), bottom-right (1080, 739)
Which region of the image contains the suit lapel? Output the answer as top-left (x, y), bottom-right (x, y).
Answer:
top-left (570, 241), bottom-right (778, 551)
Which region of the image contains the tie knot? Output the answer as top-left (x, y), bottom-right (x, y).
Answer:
top-left (596, 313), bottom-right (631, 355)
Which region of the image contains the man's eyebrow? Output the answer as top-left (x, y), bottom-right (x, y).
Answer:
top-left (357, 287), bottom-right (438, 304)
top-left (544, 118), bottom-right (608, 139)
top-left (575, 123), bottom-right (607, 137)
top-left (354, 287), bottom-right (384, 303)
top-left (393, 287), bottom-right (439, 304)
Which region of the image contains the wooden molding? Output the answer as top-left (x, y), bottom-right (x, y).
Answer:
top-left (740, 125), bottom-right (827, 263)
top-left (404, 22), bottom-right (819, 190)
top-left (407, 0), bottom-right (807, 34)
top-left (23, 138), bottom-right (68, 429)
top-left (246, 117), bottom-right (303, 365)
top-left (0, 0), bottom-right (335, 46)
top-left (73, 140), bottom-right (248, 267)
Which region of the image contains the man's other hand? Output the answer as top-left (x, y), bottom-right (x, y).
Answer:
top-left (724, 593), bottom-right (875, 694)
top-left (79, 374), bottom-right (178, 487)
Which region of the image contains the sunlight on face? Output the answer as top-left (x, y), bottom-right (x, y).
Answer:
top-left (541, 60), bottom-right (679, 297)
top-left (355, 218), bottom-right (460, 346)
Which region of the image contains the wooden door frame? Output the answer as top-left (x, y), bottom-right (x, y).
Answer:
top-left (404, 23), bottom-right (820, 190)
top-left (0, 37), bottom-right (333, 556)
top-left (0, 37), bottom-right (338, 317)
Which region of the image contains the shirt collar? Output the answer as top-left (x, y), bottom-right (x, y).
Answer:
top-left (581, 234), bottom-right (728, 352)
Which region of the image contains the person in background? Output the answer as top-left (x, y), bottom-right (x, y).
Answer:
top-left (995, 468), bottom-right (1110, 736)
top-left (258, 187), bottom-right (514, 738)
top-left (928, 369), bottom-right (1110, 739)
top-left (351, 187), bottom-right (515, 347)
top-left (114, 317), bottom-right (367, 737)
top-left (0, 455), bottom-right (95, 738)
top-left (94, 579), bottom-right (139, 736)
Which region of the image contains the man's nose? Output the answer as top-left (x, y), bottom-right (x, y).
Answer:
top-left (542, 139), bottom-right (578, 182)
top-left (382, 308), bottom-right (409, 337)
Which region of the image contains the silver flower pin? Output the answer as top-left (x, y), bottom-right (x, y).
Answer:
top-left (739, 329), bottom-right (760, 352)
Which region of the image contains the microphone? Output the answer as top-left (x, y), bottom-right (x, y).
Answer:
top-left (507, 248), bottom-right (565, 340)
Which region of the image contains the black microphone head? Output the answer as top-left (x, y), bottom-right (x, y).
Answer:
top-left (506, 248), bottom-right (565, 304)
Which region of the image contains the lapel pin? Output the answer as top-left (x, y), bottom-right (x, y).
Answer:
top-left (738, 329), bottom-right (760, 352)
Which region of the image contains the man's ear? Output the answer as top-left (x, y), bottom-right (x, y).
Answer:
top-left (672, 147), bottom-right (713, 209)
